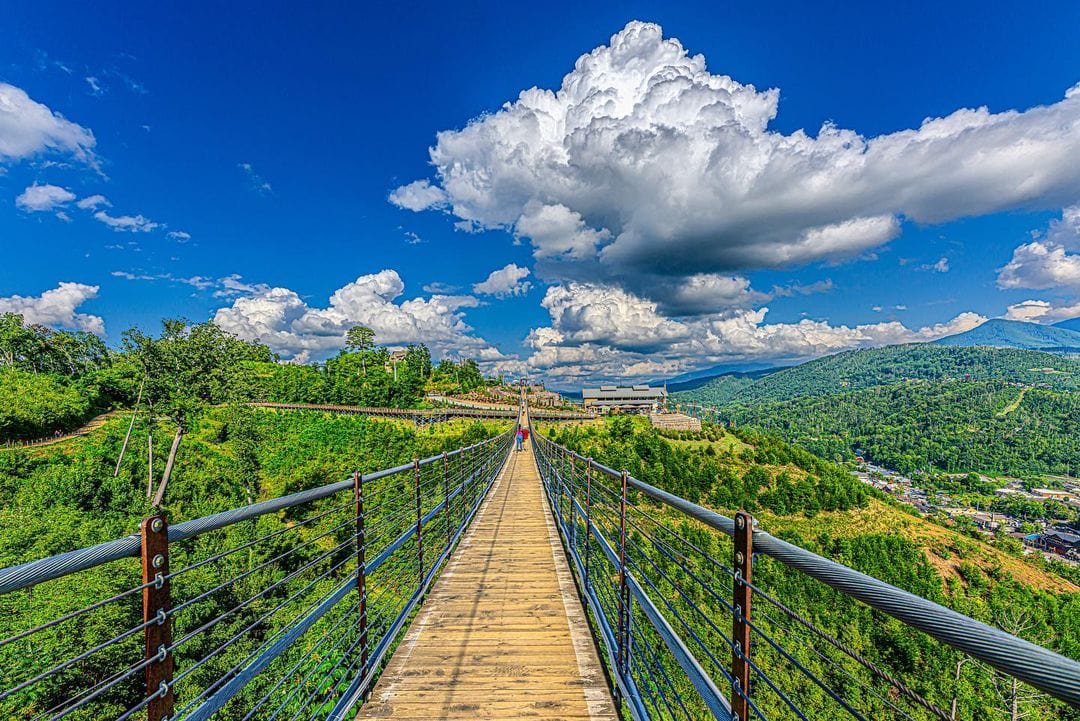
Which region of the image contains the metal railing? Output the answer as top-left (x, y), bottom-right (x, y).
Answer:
top-left (249, 402), bottom-right (590, 424)
top-left (531, 422), bottom-right (1080, 720)
top-left (0, 425), bottom-right (514, 720)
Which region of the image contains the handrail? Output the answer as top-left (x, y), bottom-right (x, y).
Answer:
top-left (529, 419), bottom-right (1080, 717)
top-left (0, 418), bottom-right (516, 721)
top-left (0, 435), bottom-right (504, 595)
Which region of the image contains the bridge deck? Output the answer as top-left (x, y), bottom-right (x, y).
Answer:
top-left (357, 429), bottom-right (617, 720)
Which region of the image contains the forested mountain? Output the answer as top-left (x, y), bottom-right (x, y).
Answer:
top-left (676, 344), bottom-right (1080, 407)
top-left (1054, 316), bottom-right (1080, 333)
top-left (719, 379), bottom-right (1080, 477)
top-left (933, 318), bottom-right (1080, 352)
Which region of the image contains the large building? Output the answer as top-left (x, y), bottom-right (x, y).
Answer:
top-left (582, 384), bottom-right (668, 415)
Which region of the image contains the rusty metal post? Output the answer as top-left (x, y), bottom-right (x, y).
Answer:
top-left (414, 459), bottom-right (424, 586)
top-left (141, 515), bottom-right (173, 721)
top-left (443, 452), bottom-right (452, 548)
top-left (354, 471), bottom-right (369, 673)
top-left (732, 511), bottom-right (754, 721)
top-left (617, 470), bottom-right (630, 689)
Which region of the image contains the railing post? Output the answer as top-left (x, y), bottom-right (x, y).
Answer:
top-left (459, 449), bottom-right (467, 526)
top-left (585, 458), bottom-right (593, 588)
top-left (354, 471), bottom-right (369, 674)
top-left (464, 445), bottom-right (472, 511)
top-left (617, 470), bottom-right (630, 693)
top-left (141, 515), bottom-right (174, 721)
top-left (414, 459), bottom-right (424, 587)
top-left (443, 452), bottom-right (452, 549)
top-left (732, 511), bottom-right (754, 721)
top-left (569, 455), bottom-right (577, 552)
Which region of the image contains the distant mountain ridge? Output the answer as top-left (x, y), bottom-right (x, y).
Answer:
top-left (1053, 316), bottom-right (1080, 333)
top-left (674, 344), bottom-right (1080, 407)
top-left (933, 318), bottom-right (1080, 352)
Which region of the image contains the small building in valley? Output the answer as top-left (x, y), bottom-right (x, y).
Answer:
top-left (1041, 530), bottom-right (1080, 558)
top-left (582, 384), bottom-right (668, 415)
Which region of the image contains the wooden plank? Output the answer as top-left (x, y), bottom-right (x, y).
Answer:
top-left (357, 417), bottom-right (617, 720)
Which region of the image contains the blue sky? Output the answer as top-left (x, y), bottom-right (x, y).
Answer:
top-left (2, 1), bottom-right (1079, 383)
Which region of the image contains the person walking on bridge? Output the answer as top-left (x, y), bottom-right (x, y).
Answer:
top-left (520, 426), bottom-right (529, 448)
top-left (515, 427), bottom-right (524, 452)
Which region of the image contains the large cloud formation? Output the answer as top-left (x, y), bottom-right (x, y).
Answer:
top-left (393, 21), bottom-right (1080, 305)
top-left (213, 269), bottom-right (516, 368)
top-left (528, 283), bottom-right (986, 382)
top-left (0, 282), bottom-right (105, 335)
top-left (387, 20), bottom-right (1080, 379)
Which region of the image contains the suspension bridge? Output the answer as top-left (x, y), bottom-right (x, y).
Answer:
top-left (0, 400), bottom-right (1078, 720)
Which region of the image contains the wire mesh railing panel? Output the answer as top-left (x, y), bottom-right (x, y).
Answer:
top-left (0, 425), bottom-right (513, 721)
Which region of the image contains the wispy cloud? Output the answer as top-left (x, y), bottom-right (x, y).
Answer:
top-left (238, 162), bottom-right (273, 194)
top-left (94, 210), bottom-right (159, 233)
top-left (112, 270), bottom-right (267, 297)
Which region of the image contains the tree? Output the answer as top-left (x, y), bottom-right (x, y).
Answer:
top-left (345, 325), bottom-right (375, 375)
top-left (121, 319), bottom-right (274, 505)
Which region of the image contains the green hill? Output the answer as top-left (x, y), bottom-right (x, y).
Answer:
top-left (933, 318), bottom-right (1080, 352)
top-left (719, 379), bottom-right (1080, 477)
top-left (539, 416), bottom-right (1080, 720)
top-left (677, 344), bottom-right (1080, 407)
top-left (1054, 316), bottom-right (1080, 333)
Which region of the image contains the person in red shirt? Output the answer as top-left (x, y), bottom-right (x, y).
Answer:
top-left (521, 427), bottom-right (530, 445)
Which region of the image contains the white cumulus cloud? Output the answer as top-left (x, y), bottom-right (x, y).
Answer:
top-left (1004, 299), bottom-right (1080, 323)
top-left (0, 282), bottom-right (105, 335)
top-left (0, 83), bottom-right (97, 166)
top-left (393, 20), bottom-right (1080, 308)
top-left (388, 180), bottom-right (447, 212)
top-left (213, 269), bottom-right (515, 368)
top-left (15, 183), bottom-right (76, 212)
top-left (526, 282), bottom-right (987, 382)
top-left (997, 206), bottom-right (1080, 292)
top-left (472, 263), bottom-right (532, 298)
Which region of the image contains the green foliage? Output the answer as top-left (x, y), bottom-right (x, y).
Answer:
top-left (0, 368), bottom-right (93, 440)
top-left (0, 407), bottom-right (507, 718)
top-left (544, 418), bottom-right (1079, 720)
top-left (0, 312), bottom-right (108, 377)
top-left (714, 379), bottom-right (1080, 478)
top-left (679, 345), bottom-right (1080, 407)
top-left (544, 416), bottom-right (868, 515)
top-left (122, 319), bottom-right (275, 427)
top-left (430, 358), bottom-right (486, 394)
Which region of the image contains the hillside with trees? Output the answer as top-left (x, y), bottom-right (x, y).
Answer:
top-left (718, 379), bottom-right (1080, 478)
top-left (539, 417), bottom-right (1080, 720)
top-left (0, 314), bottom-right (497, 446)
top-left (678, 344), bottom-right (1080, 407)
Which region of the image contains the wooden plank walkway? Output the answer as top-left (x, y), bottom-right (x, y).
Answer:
top-left (357, 425), bottom-right (617, 720)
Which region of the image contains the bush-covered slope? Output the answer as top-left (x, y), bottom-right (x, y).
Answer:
top-left (718, 379), bottom-right (1080, 477)
top-left (541, 417), bottom-right (1080, 720)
